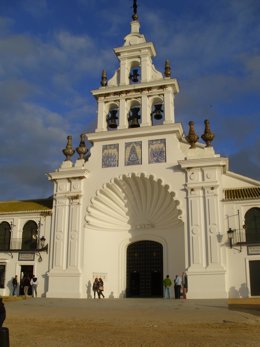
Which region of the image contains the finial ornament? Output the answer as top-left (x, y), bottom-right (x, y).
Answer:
top-left (132, 0), bottom-right (138, 21)
top-left (186, 121), bottom-right (199, 148)
top-left (101, 69), bottom-right (108, 87)
top-left (164, 60), bottom-right (171, 78)
top-left (76, 134), bottom-right (88, 159)
top-left (201, 119), bottom-right (215, 147)
top-left (62, 135), bottom-right (75, 161)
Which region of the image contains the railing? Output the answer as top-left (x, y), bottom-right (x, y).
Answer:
top-left (232, 228), bottom-right (246, 245)
top-left (0, 238), bottom-right (47, 252)
top-left (232, 228), bottom-right (260, 245)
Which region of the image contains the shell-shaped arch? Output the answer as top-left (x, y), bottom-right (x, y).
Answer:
top-left (85, 173), bottom-right (182, 231)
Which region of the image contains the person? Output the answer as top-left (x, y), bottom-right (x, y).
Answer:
top-left (174, 274), bottom-right (182, 299)
top-left (163, 275), bottom-right (172, 299)
top-left (23, 276), bottom-right (30, 299)
top-left (0, 298), bottom-right (6, 327)
top-left (92, 278), bottom-right (99, 299)
top-left (182, 272), bottom-right (188, 299)
top-left (98, 278), bottom-right (105, 299)
top-left (12, 275), bottom-right (18, 296)
top-left (30, 275), bottom-right (38, 298)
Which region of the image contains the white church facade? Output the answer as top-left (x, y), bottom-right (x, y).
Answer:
top-left (0, 3), bottom-right (260, 299)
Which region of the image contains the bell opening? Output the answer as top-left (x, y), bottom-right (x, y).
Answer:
top-left (151, 104), bottom-right (164, 125)
top-left (128, 107), bottom-right (141, 128)
top-left (129, 66), bottom-right (141, 84)
top-left (107, 109), bottom-right (118, 129)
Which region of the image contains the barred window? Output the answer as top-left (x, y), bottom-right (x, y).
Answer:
top-left (245, 208), bottom-right (260, 244)
top-left (0, 222), bottom-right (11, 251)
top-left (22, 221), bottom-right (38, 251)
top-left (0, 264), bottom-right (6, 288)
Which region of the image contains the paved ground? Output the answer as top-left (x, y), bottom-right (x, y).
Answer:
top-left (3, 298), bottom-right (260, 346)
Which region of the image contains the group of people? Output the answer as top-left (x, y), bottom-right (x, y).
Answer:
top-left (12, 274), bottom-right (38, 298)
top-left (92, 278), bottom-right (105, 299)
top-left (163, 272), bottom-right (188, 299)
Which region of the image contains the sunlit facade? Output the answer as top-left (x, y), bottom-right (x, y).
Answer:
top-left (0, 7), bottom-right (259, 299)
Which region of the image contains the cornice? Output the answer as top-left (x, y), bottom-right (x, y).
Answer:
top-left (114, 41), bottom-right (156, 57)
top-left (178, 157), bottom-right (228, 170)
top-left (91, 78), bottom-right (179, 97)
top-left (47, 168), bottom-right (89, 181)
top-left (86, 123), bottom-right (184, 143)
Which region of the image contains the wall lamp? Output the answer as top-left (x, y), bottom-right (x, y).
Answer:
top-left (36, 236), bottom-right (48, 262)
top-left (227, 228), bottom-right (234, 248)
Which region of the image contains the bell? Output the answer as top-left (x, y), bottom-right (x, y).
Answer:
top-left (128, 108), bottom-right (140, 128)
top-left (107, 109), bottom-right (118, 129)
top-left (129, 69), bottom-right (139, 83)
top-left (152, 104), bottom-right (163, 120)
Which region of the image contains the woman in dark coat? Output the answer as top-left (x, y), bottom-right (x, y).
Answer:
top-left (98, 278), bottom-right (105, 298)
top-left (0, 298), bottom-right (6, 327)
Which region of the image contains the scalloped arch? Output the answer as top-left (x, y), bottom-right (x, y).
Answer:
top-left (85, 173), bottom-right (182, 231)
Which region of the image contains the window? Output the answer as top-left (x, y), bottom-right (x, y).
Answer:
top-left (0, 264), bottom-right (6, 288)
top-left (22, 221), bottom-right (38, 251)
top-left (245, 208), bottom-right (260, 244)
top-left (0, 222), bottom-right (11, 251)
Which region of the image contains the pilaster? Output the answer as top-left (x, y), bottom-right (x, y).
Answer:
top-left (46, 165), bottom-right (88, 298)
top-left (119, 57), bottom-right (129, 86)
top-left (141, 90), bottom-right (151, 127)
top-left (163, 86), bottom-right (174, 124)
top-left (96, 97), bottom-right (106, 132)
top-left (179, 155), bottom-right (227, 297)
top-left (118, 94), bottom-right (128, 129)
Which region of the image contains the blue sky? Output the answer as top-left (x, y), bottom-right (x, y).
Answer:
top-left (0, 0), bottom-right (259, 200)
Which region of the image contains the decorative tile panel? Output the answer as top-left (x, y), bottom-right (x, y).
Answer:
top-left (148, 139), bottom-right (166, 163)
top-left (125, 141), bottom-right (142, 166)
top-left (102, 144), bottom-right (119, 168)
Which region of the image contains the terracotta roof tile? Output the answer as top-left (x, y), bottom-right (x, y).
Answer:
top-left (224, 187), bottom-right (260, 201)
top-left (0, 199), bottom-right (53, 214)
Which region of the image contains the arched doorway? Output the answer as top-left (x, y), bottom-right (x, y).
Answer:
top-left (126, 240), bottom-right (163, 298)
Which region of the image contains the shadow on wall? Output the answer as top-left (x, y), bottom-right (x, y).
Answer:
top-left (6, 279), bottom-right (13, 296)
top-left (86, 280), bottom-right (92, 299)
top-left (108, 292), bottom-right (114, 299)
top-left (119, 291), bottom-right (125, 299)
top-left (229, 283), bottom-right (249, 298)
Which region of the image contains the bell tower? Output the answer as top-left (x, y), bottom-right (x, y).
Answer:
top-left (92, 1), bottom-right (179, 132)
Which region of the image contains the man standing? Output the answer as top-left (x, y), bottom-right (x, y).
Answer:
top-left (182, 272), bottom-right (188, 299)
top-left (12, 275), bottom-right (18, 296)
top-left (174, 274), bottom-right (182, 299)
top-left (163, 275), bottom-right (172, 299)
top-left (30, 275), bottom-right (38, 298)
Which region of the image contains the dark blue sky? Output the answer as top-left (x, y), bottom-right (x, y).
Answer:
top-left (0, 0), bottom-right (259, 200)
